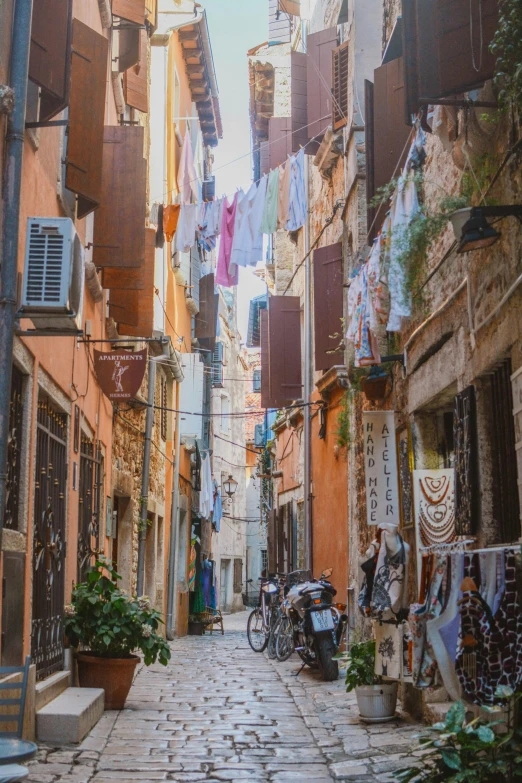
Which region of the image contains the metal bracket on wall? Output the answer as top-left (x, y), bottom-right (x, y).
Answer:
top-left (380, 354), bottom-right (405, 366)
top-left (25, 120), bottom-right (68, 129)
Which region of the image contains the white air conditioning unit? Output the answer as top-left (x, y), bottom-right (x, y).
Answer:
top-left (19, 217), bottom-right (84, 331)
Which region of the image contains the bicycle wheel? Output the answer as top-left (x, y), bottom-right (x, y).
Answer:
top-left (247, 607), bottom-right (269, 652)
top-left (275, 615), bottom-right (295, 662)
top-left (267, 612), bottom-right (279, 659)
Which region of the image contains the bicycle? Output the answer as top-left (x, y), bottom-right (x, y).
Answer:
top-left (246, 574), bottom-right (285, 653)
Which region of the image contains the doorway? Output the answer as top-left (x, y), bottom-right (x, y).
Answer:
top-left (220, 559), bottom-right (231, 610)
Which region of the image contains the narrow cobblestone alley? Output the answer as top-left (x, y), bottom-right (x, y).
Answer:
top-left (29, 613), bottom-right (422, 783)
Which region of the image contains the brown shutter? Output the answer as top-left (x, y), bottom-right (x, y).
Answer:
top-left (29, 0), bottom-right (72, 122)
top-left (279, 0), bottom-right (300, 15)
top-left (269, 296), bottom-right (302, 405)
top-left (260, 308), bottom-right (271, 408)
top-left (277, 506), bottom-right (285, 573)
top-left (365, 79), bottom-right (377, 241)
top-left (195, 273), bottom-right (217, 343)
top-left (269, 116), bottom-right (292, 170)
top-left (373, 57), bottom-right (411, 195)
top-left (267, 509), bottom-right (277, 574)
top-left (123, 28), bottom-right (148, 112)
top-left (313, 243), bottom-right (343, 371)
top-left (403, 0), bottom-right (499, 117)
top-left (291, 51), bottom-right (308, 152)
top-left (112, 0), bottom-right (146, 25)
top-left (93, 125), bottom-right (146, 269)
top-left (332, 41), bottom-right (349, 131)
top-left (108, 228), bottom-right (155, 338)
top-left (65, 21), bottom-right (108, 219)
top-left (117, 27), bottom-right (141, 73)
top-left (260, 141), bottom-right (270, 178)
top-left (102, 226), bottom-right (155, 291)
top-left (269, 0), bottom-right (292, 44)
top-left (306, 28), bottom-right (338, 143)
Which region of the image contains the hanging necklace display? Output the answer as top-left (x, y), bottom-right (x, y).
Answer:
top-left (414, 469), bottom-right (456, 549)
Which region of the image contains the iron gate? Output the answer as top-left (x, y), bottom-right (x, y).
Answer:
top-left (5, 365), bottom-right (24, 530)
top-left (31, 397), bottom-right (67, 681)
top-left (77, 436), bottom-right (103, 582)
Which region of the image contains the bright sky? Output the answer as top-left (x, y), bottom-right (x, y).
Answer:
top-left (203, 0), bottom-right (268, 342)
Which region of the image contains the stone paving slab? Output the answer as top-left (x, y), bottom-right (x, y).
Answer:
top-left (29, 611), bottom-right (424, 782)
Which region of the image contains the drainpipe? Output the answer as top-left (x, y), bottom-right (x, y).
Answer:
top-left (0, 0), bottom-right (34, 543)
top-left (303, 151), bottom-right (312, 573)
top-left (136, 356), bottom-right (157, 597)
top-left (166, 388), bottom-right (181, 640)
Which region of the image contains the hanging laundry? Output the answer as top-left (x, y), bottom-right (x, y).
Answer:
top-left (367, 229), bottom-right (390, 331)
top-left (213, 483), bottom-right (223, 533)
top-left (346, 263), bottom-right (381, 367)
top-left (277, 159), bottom-right (291, 230)
top-left (199, 452), bottom-right (213, 519)
top-left (188, 536), bottom-right (198, 591)
top-left (249, 175), bottom-right (268, 266)
top-left (229, 185), bottom-right (257, 273)
top-left (386, 172), bottom-right (421, 332)
top-left (286, 148), bottom-right (307, 231)
top-left (163, 204), bottom-right (181, 242)
top-left (202, 558), bottom-right (213, 607)
top-left (178, 131), bottom-right (199, 204)
top-left (261, 166), bottom-right (280, 235)
top-left (216, 193), bottom-right (239, 287)
top-left (175, 203), bottom-right (198, 253)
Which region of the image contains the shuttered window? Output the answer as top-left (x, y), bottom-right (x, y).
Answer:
top-left (253, 369), bottom-right (262, 393)
top-left (65, 21), bottom-right (108, 219)
top-left (365, 79), bottom-right (376, 241)
top-left (291, 51), bottom-right (308, 152)
top-left (29, 0), bottom-right (72, 122)
top-left (195, 273), bottom-right (217, 349)
top-left (108, 228), bottom-right (155, 338)
top-left (453, 386), bottom-right (479, 537)
top-left (93, 125), bottom-right (146, 269)
top-left (332, 41), bottom-right (349, 131)
top-left (269, 117), bottom-right (292, 171)
top-left (262, 296), bottom-right (302, 408)
top-left (212, 343), bottom-right (224, 388)
top-left (372, 57), bottom-right (412, 196)
top-left (123, 28), bottom-right (148, 113)
top-left (306, 28), bottom-right (338, 143)
top-left (269, 0), bottom-right (292, 44)
top-left (116, 27), bottom-right (140, 73)
top-left (112, 0), bottom-right (146, 25)
top-left (402, 0), bottom-right (499, 121)
top-left (233, 559), bottom-right (243, 594)
top-left (259, 141), bottom-right (270, 178)
top-left (260, 309), bottom-right (271, 409)
top-left (313, 243), bottom-right (344, 371)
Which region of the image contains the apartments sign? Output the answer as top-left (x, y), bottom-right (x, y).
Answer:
top-left (93, 350), bottom-right (147, 401)
top-left (363, 411), bottom-right (400, 526)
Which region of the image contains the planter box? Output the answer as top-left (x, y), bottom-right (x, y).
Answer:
top-left (356, 682), bottom-right (398, 723)
top-left (188, 622), bottom-right (205, 636)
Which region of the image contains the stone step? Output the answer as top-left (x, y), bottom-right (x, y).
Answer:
top-left (423, 700), bottom-right (452, 726)
top-left (35, 670), bottom-right (71, 712)
top-left (36, 687), bottom-right (104, 744)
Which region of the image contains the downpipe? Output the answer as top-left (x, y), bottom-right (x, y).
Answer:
top-left (136, 357), bottom-right (157, 597)
top-left (166, 392), bottom-right (181, 640)
top-left (0, 0), bottom-right (34, 543)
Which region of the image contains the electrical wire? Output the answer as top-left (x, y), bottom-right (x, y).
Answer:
top-left (114, 409), bottom-right (175, 466)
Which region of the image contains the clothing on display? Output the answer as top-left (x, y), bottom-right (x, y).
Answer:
top-left (199, 452), bottom-right (213, 519)
top-left (175, 203), bottom-right (198, 253)
top-left (286, 149), bottom-right (307, 231)
top-left (358, 527), bottom-right (410, 622)
top-left (410, 554), bottom-right (447, 688)
top-left (229, 184), bottom-right (260, 273)
top-left (163, 204), bottom-right (181, 242)
top-left (375, 621), bottom-right (404, 679)
top-left (213, 483), bottom-right (223, 533)
top-left (216, 193), bottom-right (239, 287)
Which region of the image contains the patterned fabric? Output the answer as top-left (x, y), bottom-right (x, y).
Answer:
top-left (188, 538), bottom-right (197, 592)
top-left (375, 621), bottom-right (403, 679)
top-left (358, 548), bottom-right (379, 617)
top-left (427, 553), bottom-right (464, 701)
top-left (455, 551), bottom-right (522, 705)
top-left (370, 531), bottom-right (408, 622)
top-left (410, 555), bottom-right (447, 688)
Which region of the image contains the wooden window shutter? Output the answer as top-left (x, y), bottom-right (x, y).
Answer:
top-left (453, 386), bottom-right (479, 537)
top-left (93, 125), bottom-right (146, 269)
top-left (373, 57), bottom-right (411, 195)
top-left (65, 20), bottom-right (108, 219)
top-left (279, 0), bottom-right (300, 16)
top-left (260, 141), bottom-right (270, 178)
top-left (277, 507), bottom-right (285, 573)
top-left (291, 51), bottom-right (308, 152)
top-left (195, 273), bottom-right (217, 346)
top-left (260, 309), bottom-right (271, 408)
top-left (268, 116), bottom-right (292, 170)
top-left (108, 228), bottom-right (155, 337)
top-left (267, 510), bottom-right (277, 573)
top-left (102, 225), bottom-right (155, 291)
top-left (313, 243), bottom-right (343, 371)
top-left (269, 0), bottom-right (292, 44)
top-left (117, 27), bottom-right (140, 73)
top-left (402, 0), bottom-right (499, 118)
top-left (29, 0), bottom-right (72, 122)
top-left (306, 28), bottom-right (338, 143)
top-left (123, 28), bottom-right (148, 113)
top-left (112, 0), bottom-right (146, 25)
top-left (365, 79), bottom-right (377, 241)
top-left (332, 41), bottom-right (349, 131)
top-left (268, 296), bottom-right (302, 406)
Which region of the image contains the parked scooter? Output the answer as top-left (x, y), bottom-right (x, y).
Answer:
top-left (275, 568), bottom-right (347, 681)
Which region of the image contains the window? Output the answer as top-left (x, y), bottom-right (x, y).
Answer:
top-left (260, 549), bottom-right (268, 575)
top-left (212, 342), bottom-right (224, 388)
top-left (233, 559), bottom-right (243, 593)
top-left (332, 41), bottom-right (349, 130)
top-left (220, 395), bottom-right (230, 434)
top-left (253, 369), bottom-right (261, 393)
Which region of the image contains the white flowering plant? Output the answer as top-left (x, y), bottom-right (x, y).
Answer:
top-left (64, 558), bottom-right (170, 666)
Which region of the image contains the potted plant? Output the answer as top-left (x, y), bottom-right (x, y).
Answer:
top-left (188, 613), bottom-right (206, 636)
top-left (361, 367), bottom-right (389, 401)
top-left (64, 558), bottom-right (171, 710)
top-left (394, 690), bottom-right (522, 782)
top-left (344, 639), bottom-right (398, 723)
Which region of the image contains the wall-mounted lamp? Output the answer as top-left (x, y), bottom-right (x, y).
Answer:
top-left (450, 206), bottom-right (522, 254)
top-left (223, 474), bottom-right (238, 498)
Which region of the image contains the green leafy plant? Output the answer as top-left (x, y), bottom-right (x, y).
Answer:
top-left (461, 153), bottom-right (500, 207)
top-left (491, 0), bottom-right (522, 114)
top-left (64, 558), bottom-right (171, 666)
top-left (339, 639), bottom-right (381, 692)
top-left (336, 364), bottom-right (369, 448)
top-left (394, 690), bottom-right (522, 783)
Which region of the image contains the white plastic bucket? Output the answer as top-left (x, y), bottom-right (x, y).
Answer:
top-left (355, 682), bottom-right (398, 723)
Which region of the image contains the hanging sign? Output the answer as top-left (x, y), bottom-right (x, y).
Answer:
top-left (363, 411), bottom-right (400, 526)
top-left (93, 349), bottom-right (147, 401)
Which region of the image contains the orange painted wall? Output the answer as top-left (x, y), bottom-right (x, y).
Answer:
top-left (310, 387), bottom-right (349, 603)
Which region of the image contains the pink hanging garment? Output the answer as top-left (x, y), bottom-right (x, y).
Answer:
top-left (216, 193), bottom-right (239, 287)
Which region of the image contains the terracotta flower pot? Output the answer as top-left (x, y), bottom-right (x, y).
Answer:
top-left (362, 375), bottom-right (388, 401)
top-left (76, 653), bottom-right (139, 710)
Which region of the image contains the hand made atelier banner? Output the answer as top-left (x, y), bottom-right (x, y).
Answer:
top-left (93, 350), bottom-right (147, 401)
top-left (363, 411), bottom-right (400, 527)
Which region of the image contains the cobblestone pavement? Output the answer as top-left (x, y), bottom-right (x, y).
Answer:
top-left (29, 612), bottom-right (424, 783)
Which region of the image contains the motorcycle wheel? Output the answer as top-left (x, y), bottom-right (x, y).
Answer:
top-left (247, 607), bottom-right (269, 653)
top-left (275, 616), bottom-right (295, 661)
top-left (315, 635), bottom-right (339, 681)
